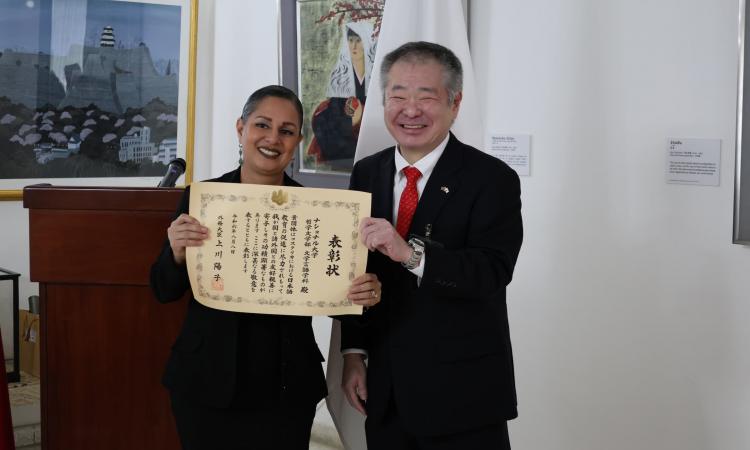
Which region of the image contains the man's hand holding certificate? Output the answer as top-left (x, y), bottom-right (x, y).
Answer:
top-left (186, 182), bottom-right (372, 316)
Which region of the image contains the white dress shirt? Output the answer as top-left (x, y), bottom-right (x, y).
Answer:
top-left (392, 134), bottom-right (449, 278)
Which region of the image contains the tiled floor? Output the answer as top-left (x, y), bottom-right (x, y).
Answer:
top-left (310, 405), bottom-right (345, 449)
top-left (9, 373), bottom-right (40, 408)
top-left (8, 371), bottom-right (41, 449)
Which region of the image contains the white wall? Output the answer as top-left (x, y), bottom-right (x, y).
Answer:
top-left (471, 0), bottom-right (750, 449)
top-left (207, 0), bottom-right (281, 178)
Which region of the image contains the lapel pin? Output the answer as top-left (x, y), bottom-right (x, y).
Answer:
top-left (440, 186), bottom-right (450, 194)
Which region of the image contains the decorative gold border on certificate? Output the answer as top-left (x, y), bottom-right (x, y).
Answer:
top-left (194, 191), bottom-right (361, 308)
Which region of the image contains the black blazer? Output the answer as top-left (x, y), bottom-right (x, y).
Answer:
top-left (150, 168), bottom-right (327, 410)
top-left (342, 134), bottom-right (523, 437)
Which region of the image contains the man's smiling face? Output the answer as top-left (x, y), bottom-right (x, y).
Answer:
top-left (383, 59), bottom-right (462, 160)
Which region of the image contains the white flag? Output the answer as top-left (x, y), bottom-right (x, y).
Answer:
top-left (326, 1), bottom-right (483, 449)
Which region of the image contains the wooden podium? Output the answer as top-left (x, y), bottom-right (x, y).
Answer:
top-left (24, 185), bottom-right (187, 450)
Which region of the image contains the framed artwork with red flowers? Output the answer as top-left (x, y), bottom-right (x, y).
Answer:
top-left (282, 0), bottom-right (384, 176)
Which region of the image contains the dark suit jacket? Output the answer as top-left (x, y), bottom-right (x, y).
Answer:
top-left (342, 133), bottom-right (523, 437)
top-left (150, 168), bottom-right (327, 410)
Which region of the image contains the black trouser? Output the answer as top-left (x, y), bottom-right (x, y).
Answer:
top-left (365, 394), bottom-right (511, 450)
top-left (170, 392), bottom-right (316, 450)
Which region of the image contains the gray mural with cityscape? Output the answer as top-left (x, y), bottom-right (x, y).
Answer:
top-left (0, 0), bottom-right (182, 179)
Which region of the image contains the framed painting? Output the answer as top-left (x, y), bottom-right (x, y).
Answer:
top-left (736, 0), bottom-right (750, 244)
top-left (283, 0), bottom-right (384, 176)
top-left (0, 0), bottom-right (198, 200)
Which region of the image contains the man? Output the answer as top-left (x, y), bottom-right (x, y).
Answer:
top-left (341, 41), bottom-right (523, 449)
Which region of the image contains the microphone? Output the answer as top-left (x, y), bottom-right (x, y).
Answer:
top-left (157, 158), bottom-right (186, 187)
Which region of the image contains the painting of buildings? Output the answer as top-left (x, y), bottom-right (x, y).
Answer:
top-left (0, 0), bottom-right (185, 180)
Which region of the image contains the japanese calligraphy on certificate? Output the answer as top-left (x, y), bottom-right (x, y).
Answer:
top-left (186, 182), bottom-right (371, 316)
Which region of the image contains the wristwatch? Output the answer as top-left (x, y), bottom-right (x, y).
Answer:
top-left (401, 237), bottom-right (425, 270)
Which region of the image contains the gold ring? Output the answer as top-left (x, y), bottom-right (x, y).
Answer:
top-left (371, 290), bottom-right (377, 298)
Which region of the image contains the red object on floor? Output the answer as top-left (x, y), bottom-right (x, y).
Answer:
top-left (0, 333), bottom-right (15, 450)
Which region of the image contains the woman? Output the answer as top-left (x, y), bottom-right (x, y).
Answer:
top-left (307, 21), bottom-right (376, 171)
top-left (150, 85), bottom-right (380, 450)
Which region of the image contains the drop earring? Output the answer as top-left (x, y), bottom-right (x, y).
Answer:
top-left (238, 143), bottom-right (244, 166)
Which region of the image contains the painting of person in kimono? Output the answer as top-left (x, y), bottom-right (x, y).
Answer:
top-left (306, 21), bottom-right (376, 172)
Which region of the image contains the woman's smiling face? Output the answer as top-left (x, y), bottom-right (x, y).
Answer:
top-left (236, 96), bottom-right (302, 178)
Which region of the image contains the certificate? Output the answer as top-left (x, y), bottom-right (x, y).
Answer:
top-left (186, 182), bottom-right (371, 316)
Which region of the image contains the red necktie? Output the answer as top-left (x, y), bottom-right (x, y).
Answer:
top-left (396, 166), bottom-right (422, 239)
